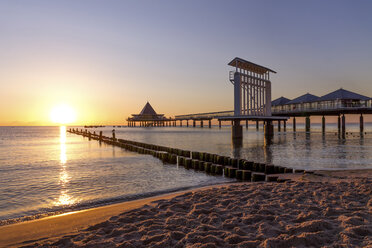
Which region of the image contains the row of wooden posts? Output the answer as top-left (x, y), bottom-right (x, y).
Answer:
top-left (68, 128), bottom-right (306, 182)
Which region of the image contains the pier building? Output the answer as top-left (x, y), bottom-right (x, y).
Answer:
top-left (127, 102), bottom-right (171, 127)
top-left (271, 88), bottom-right (372, 137)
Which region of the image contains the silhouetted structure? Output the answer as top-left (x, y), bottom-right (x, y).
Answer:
top-left (127, 102), bottom-right (171, 127)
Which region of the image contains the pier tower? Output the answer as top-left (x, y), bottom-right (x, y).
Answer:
top-left (227, 57), bottom-right (282, 139)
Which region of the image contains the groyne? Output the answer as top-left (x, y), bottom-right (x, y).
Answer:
top-left (68, 128), bottom-right (306, 182)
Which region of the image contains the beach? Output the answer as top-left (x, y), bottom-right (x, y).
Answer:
top-left (1, 170), bottom-right (370, 247)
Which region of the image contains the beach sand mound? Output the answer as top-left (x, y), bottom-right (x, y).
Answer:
top-left (27, 179), bottom-right (371, 248)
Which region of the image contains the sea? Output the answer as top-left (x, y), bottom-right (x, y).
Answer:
top-left (0, 124), bottom-right (371, 223)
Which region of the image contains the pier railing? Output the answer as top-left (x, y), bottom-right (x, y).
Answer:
top-left (175, 111), bottom-right (234, 120)
top-left (272, 100), bottom-right (372, 115)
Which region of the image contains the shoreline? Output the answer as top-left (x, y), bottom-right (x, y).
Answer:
top-left (0, 181), bottom-right (236, 227)
top-left (0, 183), bottom-right (239, 247)
top-left (0, 169), bottom-right (371, 247)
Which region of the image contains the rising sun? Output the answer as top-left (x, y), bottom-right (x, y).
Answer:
top-left (50, 104), bottom-right (77, 124)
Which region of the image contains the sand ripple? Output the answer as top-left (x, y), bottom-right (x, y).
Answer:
top-left (27, 179), bottom-right (371, 247)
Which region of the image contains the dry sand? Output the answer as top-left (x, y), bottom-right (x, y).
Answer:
top-left (1, 170), bottom-right (371, 248)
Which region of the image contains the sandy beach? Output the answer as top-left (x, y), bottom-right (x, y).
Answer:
top-left (1, 170), bottom-right (371, 248)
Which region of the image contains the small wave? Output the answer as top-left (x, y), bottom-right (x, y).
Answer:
top-left (0, 181), bottom-right (235, 226)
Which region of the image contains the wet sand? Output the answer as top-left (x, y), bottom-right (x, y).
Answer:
top-left (1, 170), bottom-right (371, 247)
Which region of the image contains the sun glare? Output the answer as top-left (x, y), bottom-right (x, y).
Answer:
top-left (50, 104), bottom-right (77, 124)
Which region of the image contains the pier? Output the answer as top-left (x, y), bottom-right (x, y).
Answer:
top-left (125, 58), bottom-right (371, 141)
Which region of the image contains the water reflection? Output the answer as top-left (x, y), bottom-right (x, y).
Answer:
top-left (54, 126), bottom-right (75, 206)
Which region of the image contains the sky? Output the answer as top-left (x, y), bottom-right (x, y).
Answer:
top-left (0, 0), bottom-right (371, 125)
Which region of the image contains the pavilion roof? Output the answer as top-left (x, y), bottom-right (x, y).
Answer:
top-left (272, 96), bottom-right (291, 106)
top-left (318, 88), bottom-right (370, 101)
top-left (139, 102), bottom-right (158, 115)
top-left (228, 57), bottom-right (276, 75)
top-left (286, 93), bottom-right (320, 104)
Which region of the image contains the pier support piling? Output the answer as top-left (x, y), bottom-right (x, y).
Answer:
top-left (219, 120), bottom-right (221, 128)
top-left (232, 120), bottom-right (243, 140)
top-left (342, 114), bottom-right (346, 139)
top-left (208, 120), bottom-right (211, 128)
top-left (360, 114), bottom-right (364, 134)
top-left (200, 120), bottom-right (204, 128)
top-left (305, 116), bottom-right (310, 133)
top-left (338, 115), bottom-right (341, 135)
top-left (322, 116), bottom-right (325, 134)
top-left (284, 121), bottom-right (286, 132)
top-left (264, 121), bottom-right (274, 138)
top-left (256, 121), bottom-right (259, 131)
top-left (293, 117), bottom-right (296, 132)
top-left (278, 120), bottom-right (281, 132)
top-left (246, 120), bottom-right (248, 129)
top-left (193, 120), bottom-right (196, 127)
top-left (180, 120), bottom-right (182, 127)
top-left (186, 120), bottom-right (189, 127)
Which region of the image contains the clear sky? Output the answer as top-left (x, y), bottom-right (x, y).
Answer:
top-left (1, 0), bottom-right (371, 125)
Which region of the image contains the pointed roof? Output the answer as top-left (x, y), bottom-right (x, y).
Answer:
top-left (318, 88), bottom-right (370, 101)
top-left (139, 102), bottom-right (158, 115)
top-left (286, 93), bottom-right (319, 104)
top-left (272, 96), bottom-right (291, 106)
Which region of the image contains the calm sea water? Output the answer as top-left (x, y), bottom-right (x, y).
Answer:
top-left (0, 124), bottom-right (371, 222)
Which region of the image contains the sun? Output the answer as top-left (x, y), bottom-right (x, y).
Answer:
top-left (50, 104), bottom-right (77, 124)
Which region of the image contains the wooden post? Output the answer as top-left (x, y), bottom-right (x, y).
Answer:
top-left (278, 120), bottom-right (281, 132)
top-left (256, 120), bottom-right (259, 130)
top-left (180, 120), bottom-right (182, 127)
top-left (246, 120), bottom-right (248, 129)
top-left (186, 120), bottom-right (189, 127)
top-left (293, 117), bottom-right (296, 132)
top-left (208, 120), bottom-right (211, 128)
top-left (322, 116), bottom-right (325, 134)
top-left (305, 116), bottom-right (310, 133)
top-left (338, 115), bottom-right (341, 135)
top-left (360, 114), bottom-right (364, 133)
top-left (193, 120), bottom-right (196, 127)
top-left (219, 120), bottom-right (221, 128)
top-left (99, 131), bottom-right (102, 141)
top-left (200, 120), bottom-right (203, 128)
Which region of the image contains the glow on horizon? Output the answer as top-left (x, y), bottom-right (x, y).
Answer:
top-left (50, 104), bottom-right (77, 125)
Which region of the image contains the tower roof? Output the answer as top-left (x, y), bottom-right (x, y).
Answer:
top-left (139, 102), bottom-right (158, 115)
top-left (228, 57), bottom-right (276, 74)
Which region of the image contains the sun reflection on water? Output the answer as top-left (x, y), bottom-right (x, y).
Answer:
top-left (54, 126), bottom-right (76, 206)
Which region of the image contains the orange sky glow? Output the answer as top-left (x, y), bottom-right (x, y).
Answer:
top-left (0, 1), bottom-right (371, 126)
